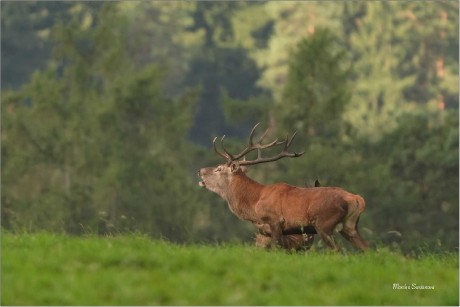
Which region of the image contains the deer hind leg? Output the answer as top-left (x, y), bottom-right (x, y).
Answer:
top-left (340, 227), bottom-right (368, 251)
top-left (315, 228), bottom-right (340, 251)
top-left (340, 198), bottom-right (369, 251)
top-left (314, 212), bottom-right (345, 251)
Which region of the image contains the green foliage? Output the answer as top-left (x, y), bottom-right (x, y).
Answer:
top-left (184, 2), bottom-right (269, 144)
top-left (1, 4), bottom-right (202, 241)
top-left (1, 1), bottom-right (60, 89)
top-left (344, 2), bottom-right (415, 140)
top-left (367, 109), bottom-right (459, 250)
top-left (255, 2), bottom-right (344, 101)
top-left (117, 1), bottom-right (205, 96)
top-left (221, 90), bottom-right (272, 127)
top-left (0, 1), bottom-right (103, 89)
top-left (280, 28), bottom-right (352, 139)
top-left (185, 44), bottom-right (264, 144)
top-left (343, 2), bottom-right (459, 140)
top-left (2, 233), bottom-right (458, 306)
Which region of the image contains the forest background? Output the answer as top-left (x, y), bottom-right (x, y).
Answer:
top-left (1, 1), bottom-right (458, 253)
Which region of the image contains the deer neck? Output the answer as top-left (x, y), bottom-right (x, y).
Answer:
top-left (225, 172), bottom-right (263, 222)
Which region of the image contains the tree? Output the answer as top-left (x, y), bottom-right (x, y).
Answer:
top-left (2, 4), bottom-right (201, 241)
top-left (392, 1), bottom-right (459, 110)
top-left (0, 1), bottom-right (103, 89)
top-left (342, 2), bottom-right (459, 141)
top-left (364, 109), bottom-right (459, 251)
top-left (117, 1), bottom-right (204, 96)
top-left (254, 2), bottom-right (343, 102)
top-left (184, 2), bottom-right (268, 144)
top-left (1, 1), bottom-right (60, 89)
top-left (279, 28), bottom-right (352, 140)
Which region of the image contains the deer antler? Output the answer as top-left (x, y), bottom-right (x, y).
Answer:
top-left (213, 123), bottom-right (304, 166)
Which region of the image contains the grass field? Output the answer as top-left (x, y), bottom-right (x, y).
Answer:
top-left (2, 232), bottom-right (458, 306)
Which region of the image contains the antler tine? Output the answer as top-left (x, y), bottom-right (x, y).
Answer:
top-left (239, 129), bottom-right (304, 166)
top-left (231, 122), bottom-right (279, 161)
top-left (257, 127), bottom-right (269, 144)
top-left (248, 122), bottom-right (261, 146)
top-left (213, 136), bottom-right (231, 161)
top-left (220, 135), bottom-right (235, 162)
top-left (248, 122), bottom-right (279, 148)
top-left (287, 131), bottom-right (298, 148)
top-left (287, 131), bottom-right (305, 156)
top-left (282, 133), bottom-right (289, 150)
top-left (260, 136), bottom-right (281, 148)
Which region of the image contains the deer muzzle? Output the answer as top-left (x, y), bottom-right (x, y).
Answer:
top-left (197, 169), bottom-right (206, 187)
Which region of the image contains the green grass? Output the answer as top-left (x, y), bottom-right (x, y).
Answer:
top-left (2, 232), bottom-right (458, 306)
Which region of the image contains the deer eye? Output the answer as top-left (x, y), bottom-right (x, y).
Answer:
top-left (215, 166), bottom-right (222, 172)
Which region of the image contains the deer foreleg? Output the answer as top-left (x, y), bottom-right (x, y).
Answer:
top-left (269, 223), bottom-right (283, 248)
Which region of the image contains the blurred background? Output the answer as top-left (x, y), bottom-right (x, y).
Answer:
top-left (1, 1), bottom-right (458, 253)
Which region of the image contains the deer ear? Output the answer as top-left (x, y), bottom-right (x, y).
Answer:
top-left (240, 166), bottom-right (248, 173)
top-left (230, 162), bottom-right (240, 173)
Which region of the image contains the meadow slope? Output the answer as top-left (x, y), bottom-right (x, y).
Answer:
top-left (2, 233), bottom-right (458, 305)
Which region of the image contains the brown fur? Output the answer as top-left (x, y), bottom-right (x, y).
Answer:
top-left (199, 165), bottom-right (369, 251)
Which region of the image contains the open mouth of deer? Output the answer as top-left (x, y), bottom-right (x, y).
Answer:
top-left (197, 171), bottom-right (206, 187)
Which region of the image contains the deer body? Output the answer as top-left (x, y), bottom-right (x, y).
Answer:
top-left (199, 166), bottom-right (368, 251)
top-left (198, 123), bottom-right (369, 251)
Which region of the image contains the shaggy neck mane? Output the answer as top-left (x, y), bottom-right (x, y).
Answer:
top-left (227, 172), bottom-right (263, 218)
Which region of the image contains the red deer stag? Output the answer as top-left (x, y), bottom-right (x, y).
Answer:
top-left (198, 123), bottom-right (369, 251)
